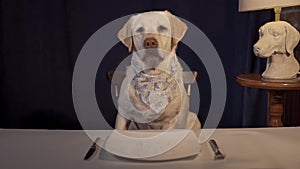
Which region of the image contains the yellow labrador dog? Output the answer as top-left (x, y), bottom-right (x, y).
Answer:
top-left (254, 21), bottom-right (300, 79)
top-left (115, 11), bottom-right (201, 130)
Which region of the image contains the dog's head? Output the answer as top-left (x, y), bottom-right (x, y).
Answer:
top-left (118, 11), bottom-right (187, 68)
top-left (253, 21), bottom-right (300, 58)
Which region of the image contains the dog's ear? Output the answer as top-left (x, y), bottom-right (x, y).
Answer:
top-left (164, 10), bottom-right (188, 49)
top-left (118, 16), bottom-right (136, 52)
top-left (285, 23), bottom-right (300, 56)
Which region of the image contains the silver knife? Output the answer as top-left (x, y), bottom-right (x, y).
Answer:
top-left (83, 137), bottom-right (101, 160)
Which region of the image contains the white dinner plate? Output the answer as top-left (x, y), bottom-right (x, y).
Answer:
top-left (102, 129), bottom-right (202, 161)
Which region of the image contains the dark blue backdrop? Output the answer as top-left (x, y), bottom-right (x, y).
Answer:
top-left (0, 0), bottom-right (273, 129)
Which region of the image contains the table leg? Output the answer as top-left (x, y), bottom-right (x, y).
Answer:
top-left (268, 90), bottom-right (284, 127)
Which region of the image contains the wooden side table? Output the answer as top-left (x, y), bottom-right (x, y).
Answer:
top-left (236, 73), bottom-right (300, 127)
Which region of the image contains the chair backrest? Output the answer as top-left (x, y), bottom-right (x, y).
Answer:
top-left (107, 71), bottom-right (199, 98)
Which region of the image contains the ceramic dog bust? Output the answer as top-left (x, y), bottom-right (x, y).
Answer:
top-left (253, 21), bottom-right (300, 79)
top-left (115, 11), bottom-right (201, 130)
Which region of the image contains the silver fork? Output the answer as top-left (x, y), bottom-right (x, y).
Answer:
top-left (208, 139), bottom-right (226, 160)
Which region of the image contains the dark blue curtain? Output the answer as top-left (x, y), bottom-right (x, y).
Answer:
top-left (0, 0), bottom-right (273, 129)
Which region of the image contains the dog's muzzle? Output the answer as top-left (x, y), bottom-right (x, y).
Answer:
top-left (253, 44), bottom-right (261, 56)
top-left (142, 38), bottom-right (162, 67)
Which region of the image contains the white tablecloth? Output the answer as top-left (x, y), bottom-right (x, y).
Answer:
top-left (1, 127), bottom-right (300, 169)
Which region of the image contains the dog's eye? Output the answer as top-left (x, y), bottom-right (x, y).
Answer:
top-left (136, 27), bottom-right (144, 33)
top-left (273, 32), bottom-right (279, 37)
top-left (158, 25), bottom-right (168, 32)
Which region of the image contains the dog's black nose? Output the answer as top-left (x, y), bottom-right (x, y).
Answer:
top-left (144, 38), bottom-right (158, 49)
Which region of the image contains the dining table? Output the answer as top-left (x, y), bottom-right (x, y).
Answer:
top-left (1, 127), bottom-right (300, 169)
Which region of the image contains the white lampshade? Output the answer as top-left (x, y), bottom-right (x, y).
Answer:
top-left (239, 0), bottom-right (300, 12)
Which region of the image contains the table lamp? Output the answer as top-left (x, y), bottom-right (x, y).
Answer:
top-left (239, 0), bottom-right (300, 79)
top-left (239, 0), bottom-right (300, 21)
